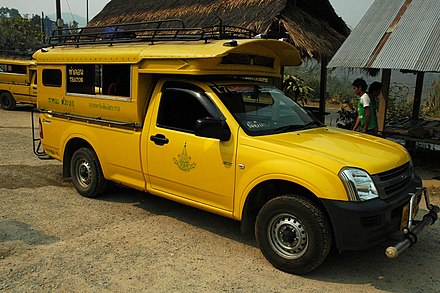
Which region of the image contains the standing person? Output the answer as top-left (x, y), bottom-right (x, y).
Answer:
top-left (368, 81), bottom-right (382, 111)
top-left (352, 78), bottom-right (377, 135)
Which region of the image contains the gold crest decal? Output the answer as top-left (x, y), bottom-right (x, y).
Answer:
top-left (173, 142), bottom-right (196, 172)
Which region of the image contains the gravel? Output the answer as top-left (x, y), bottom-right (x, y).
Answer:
top-left (1, 107), bottom-right (439, 292)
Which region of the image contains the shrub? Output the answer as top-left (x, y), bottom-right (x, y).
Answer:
top-left (386, 83), bottom-right (413, 124)
top-left (282, 75), bottom-right (314, 105)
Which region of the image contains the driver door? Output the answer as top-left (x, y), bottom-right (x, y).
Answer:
top-left (145, 82), bottom-right (237, 212)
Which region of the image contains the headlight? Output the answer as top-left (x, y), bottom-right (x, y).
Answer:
top-left (339, 167), bottom-right (378, 201)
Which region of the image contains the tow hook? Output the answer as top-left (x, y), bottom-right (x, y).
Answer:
top-left (386, 188), bottom-right (439, 259)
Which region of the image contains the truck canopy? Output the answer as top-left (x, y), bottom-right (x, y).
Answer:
top-left (33, 19), bottom-right (301, 78)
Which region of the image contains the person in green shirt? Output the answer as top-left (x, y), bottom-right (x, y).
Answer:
top-left (352, 78), bottom-right (377, 135)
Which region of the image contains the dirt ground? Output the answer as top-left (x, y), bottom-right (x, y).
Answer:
top-left (1, 106), bottom-right (439, 292)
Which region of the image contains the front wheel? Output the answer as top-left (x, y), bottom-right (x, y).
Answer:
top-left (70, 147), bottom-right (107, 198)
top-left (0, 92), bottom-right (16, 110)
top-left (255, 195), bottom-right (332, 274)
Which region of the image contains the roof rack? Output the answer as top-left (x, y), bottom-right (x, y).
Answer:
top-left (48, 19), bottom-right (258, 47)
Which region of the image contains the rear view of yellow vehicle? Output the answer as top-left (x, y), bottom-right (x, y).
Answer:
top-left (0, 57), bottom-right (37, 109)
top-left (32, 20), bottom-right (439, 274)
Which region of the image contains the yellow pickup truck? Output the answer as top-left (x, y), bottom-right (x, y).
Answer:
top-left (0, 58), bottom-right (37, 109)
top-left (32, 20), bottom-right (438, 274)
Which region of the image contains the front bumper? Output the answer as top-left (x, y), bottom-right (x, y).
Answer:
top-left (321, 176), bottom-right (438, 252)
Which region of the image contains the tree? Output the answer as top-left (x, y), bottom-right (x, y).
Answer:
top-left (0, 7), bottom-right (43, 53)
top-left (0, 7), bottom-right (20, 19)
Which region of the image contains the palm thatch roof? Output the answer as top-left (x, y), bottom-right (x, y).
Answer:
top-left (89, 0), bottom-right (350, 60)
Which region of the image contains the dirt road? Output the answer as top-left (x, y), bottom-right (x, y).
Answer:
top-left (1, 107), bottom-right (439, 292)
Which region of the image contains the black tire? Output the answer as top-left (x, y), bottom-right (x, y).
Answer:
top-left (0, 92), bottom-right (16, 110)
top-left (255, 195), bottom-right (332, 274)
top-left (70, 147), bottom-right (107, 198)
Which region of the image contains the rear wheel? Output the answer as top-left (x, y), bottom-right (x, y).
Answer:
top-left (70, 147), bottom-right (107, 198)
top-left (255, 195), bottom-right (332, 274)
top-left (0, 92), bottom-right (16, 110)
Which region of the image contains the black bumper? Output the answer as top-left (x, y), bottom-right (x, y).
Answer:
top-left (321, 176), bottom-right (423, 252)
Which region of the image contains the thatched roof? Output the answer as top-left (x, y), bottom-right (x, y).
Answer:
top-left (89, 0), bottom-right (350, 60)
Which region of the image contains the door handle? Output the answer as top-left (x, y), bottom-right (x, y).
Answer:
top-left (150, 134), bottom-right (169, 146)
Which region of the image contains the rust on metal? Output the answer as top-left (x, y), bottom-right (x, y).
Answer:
top-left (365, 0), bottom-right (412, 68)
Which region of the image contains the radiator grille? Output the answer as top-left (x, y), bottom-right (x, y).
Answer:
top-left (373, 162), bottom-right (414, 199)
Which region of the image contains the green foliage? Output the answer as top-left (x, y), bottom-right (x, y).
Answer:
top-left (331, 77), bottom-right (357, 130)
top-left (284, 63), bottom-right (320, 102)
top-left (283, 62), bottom-right (440, 126)
top-left (0, 7), bottom-right (20, 19)
top-left (386, 83), bottom-right (413, 123)
top-left (422, 80), bottom-right (440, 118)
top-left (284, 63), bottom-right (357, 105)
top-left (0, 7), bottom-right (43, 52)
top-left (336, 104), bottom-right (357, 129)
top-left (282, 75), bottom-right (314, 105)
top-left (326, 76), bottom-right (356, 105)
top-left (334, 80), bottom-right (440, 128)
top-left (0, 17), bottom-right (43, 51)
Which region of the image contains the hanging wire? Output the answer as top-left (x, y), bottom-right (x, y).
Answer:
top-left (64, 0), bottom-right (76, 26)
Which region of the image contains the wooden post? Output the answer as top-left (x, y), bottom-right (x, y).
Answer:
top-left (412, 71), bottom-right (424, 120)
top-left (269, 66), bottom-right (284, 90)
top-left (319, 57), bottom-right (328, 123)
top-left (377, 68), bottom-right (391, 135)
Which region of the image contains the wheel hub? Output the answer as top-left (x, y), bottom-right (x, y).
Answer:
top-left (280, 225), bottom-right (297, 243)
top-left (77, 160), bottom-right (92, 187)
top-left (268, 214), bottom-right (308, 259)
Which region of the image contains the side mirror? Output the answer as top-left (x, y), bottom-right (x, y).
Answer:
top-left (194, 117), bottom-right (231, 141)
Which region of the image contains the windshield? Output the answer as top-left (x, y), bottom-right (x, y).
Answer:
top-left (212, 84), bottom-right (322, 136)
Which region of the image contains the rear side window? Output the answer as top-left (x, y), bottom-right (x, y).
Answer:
top-left (42, 69), bottom-right (62, 87)
top-left (0, 64), bottom-right (27, 74)
top-left (66, 64), bottom-right (95, 94)
top-left (66, 64), bottom-right (131, 98)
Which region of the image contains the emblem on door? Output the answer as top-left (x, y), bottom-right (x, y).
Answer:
top-left (173, 142), bottom-right (196, 172)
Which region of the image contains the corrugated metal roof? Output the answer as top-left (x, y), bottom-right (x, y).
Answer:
top-left (327, 0), bottom-right (440, 72)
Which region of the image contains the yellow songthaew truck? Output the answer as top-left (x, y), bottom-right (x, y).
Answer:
top-left (0, 58), bottom-right (37, 109)
top-left (33, 20), bottom-right (438, 274)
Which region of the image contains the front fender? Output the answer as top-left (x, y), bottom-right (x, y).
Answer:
top-left (233, 159), bottom-right (348, 220)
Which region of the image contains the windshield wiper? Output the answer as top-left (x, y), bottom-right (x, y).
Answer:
top-left (303, 121), bottom-right (323, 129)
top-left (273, 124), bottom-right (305, 133)
top-left (273, 121), bottom-right (323, 133)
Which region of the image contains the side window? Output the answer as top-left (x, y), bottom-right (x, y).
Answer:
top-left (157, 88), bottom-right (214, 133)
top-left (102, 64), bottom-right (130, 97)
top-left (42, 69), bottom-right (62, 87)
top-left (66, 64), bottom-right (130, 97)
top-left (66, 64), bottom-right (95, 94)
top-left (0, 64), bottom-right (27, 74)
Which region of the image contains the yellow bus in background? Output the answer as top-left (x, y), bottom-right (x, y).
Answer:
top-left (0, 58), bottom-right (37, 109)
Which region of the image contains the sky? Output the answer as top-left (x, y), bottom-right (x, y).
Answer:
top-left (0, 0), bottom-right (375, 28)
